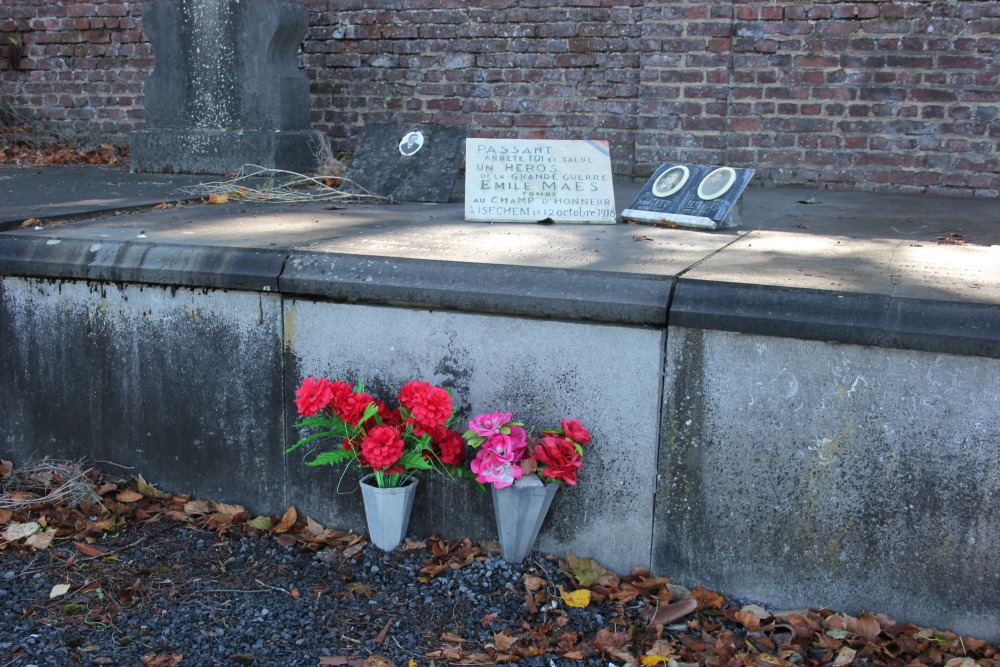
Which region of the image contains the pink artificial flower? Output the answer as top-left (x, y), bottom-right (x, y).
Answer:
top-left (294, 376), bottom-right (335, 417)
top-left (560, 418), bottom-right (591, 446)
top-left (468, 411), bottom-right (514, 438)
top-left (470, 448), bottom-right (522, 488)
top-left (482, 432), bottom-right (527, 463)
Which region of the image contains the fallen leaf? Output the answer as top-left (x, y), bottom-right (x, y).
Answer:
top-left (136, 475), bottom-right (170, 499)
top-left (641, 656), bottom-right (672, 666)
top-left (152, 202), bottom-right (171, 210)
top-left (493, 631), bottom-right (517, 653)
top-left (441, 632), bottom-right (466, 643)
top-left (559, 586), bottom-right (592, 608)
top-left (944, 659), bottom-right (979, 667)
top-left (2, 521), bottom-right (40, 541)
top-left (184, 499), bottom-right (216, 515)
top-left (116, 490), bottom-right (143, 503)
top-left (248, 516), bottom-right (273, 531)
top-left (644, 598), bottom-right (697, 625)
top-left (524, 574), bottom-right (546, 592)
top-left (24, 530), bottom-right (55, 550)
top-left (207, 193), bottom-right (228, 204)
top-left (373, 618), bottom-right (392, 644)
top-left (74, 542), bottom-right (109, 557)
top-left (566, 552), bottom-right (608, 587)
top-left (843, 611), bottom-right (881, 642)
top-left (20, 218), bottom-right (40, 228)
top-left (50, 583), bottom-right (71, 598)
top-left (831, 646), bottom-right (856, 667)
top-left (142, 654), bottom-right (183, 667)
top-left (691, 584), bottom-right (725, 609)
top-left (0, 459), bottom-right (11, 477)
top-left (0, 509), bottom-right (11, 526)
top-left (273, 506), bottom-right (297, 533)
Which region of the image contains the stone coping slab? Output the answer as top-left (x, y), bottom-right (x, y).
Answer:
top-left (0, 166), bottom-right (997, 355)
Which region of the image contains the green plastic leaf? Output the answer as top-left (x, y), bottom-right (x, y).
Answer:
top-left (398, 450), bottom-right (434, 471)
top-left (248, 516), bottom-right (273, 531)
top-left (306, 449), bottom-right (356, 467)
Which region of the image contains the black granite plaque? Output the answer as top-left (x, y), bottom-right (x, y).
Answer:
top-left (344, 123), bottom-right (468, 203)
top-left (622, 163), bottom-right (755, 229)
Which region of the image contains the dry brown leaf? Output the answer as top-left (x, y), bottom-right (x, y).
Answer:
top-left (142, 653), bottom-right (183, 667)
top-left (215, 502), bottom-right (246, 517)
top-left (493, 631), bottom-right (517, 653)
top-left (305, 516), bottom-right (326, 538)
top-left (441, 632), bottom-right (466, 643)
top-left (24, 530), bottom-right (55, 550)
top-left (843, 611), bottom-right (881, 642)
top-left (152, 202), bottom-right (171, 210)
top-left (95, 482), bottom-right (117, 496)
top-left (2, 521), bottom-right (40, 541)
top-left (207, 193), bottom-right (228, 204)
top-left (524, 574), bottom-right (546, 592)
top-left (644, 599), bottom-right (697, 625)
top-left (20, 218), bottom-right (40, 228)
top-left (362, 657), bottom-right (393, 667)
top-left (183, 499), bottom-right (216, 515)
top-left (0, 459), bottom-right (11, 477)
top-left (736, 609), bottom-right (763, 631)
top-left (273, 506), bottom-right (297, 533)
top-left (0, 509), bottom-right (11, 526)
top-left (831, 646), bottom-right (856, 667)
top-left (116, 490), bottom-right (144, 503)
top-left (691, 584), bottom-right (725, 609)
top-left (74, 542), bottom-right (109, 557)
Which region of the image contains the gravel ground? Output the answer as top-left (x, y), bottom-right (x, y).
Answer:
top-left (0, 518), bottom-right (614, 667)
top-left (2, 467), bottom-right (997, 667)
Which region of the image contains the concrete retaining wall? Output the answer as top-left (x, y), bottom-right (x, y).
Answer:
top-left (1, 274), bottom-right (997, 640)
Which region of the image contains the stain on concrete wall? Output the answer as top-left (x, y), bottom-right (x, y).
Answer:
top-left (0, 277), bottom-right (285, 509)
top-left (655, 326), bottom-right (1000, 640)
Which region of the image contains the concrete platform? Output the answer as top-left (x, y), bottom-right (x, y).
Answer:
top-left (1, 165), bottom-right (998, 640)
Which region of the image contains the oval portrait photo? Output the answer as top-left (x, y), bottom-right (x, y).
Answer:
top-left (399, 130), bottom-right (425, 157)
top-left (651, 165), bottom-right (689, 198)
top-left (697, 167), bottom-right (737, 201)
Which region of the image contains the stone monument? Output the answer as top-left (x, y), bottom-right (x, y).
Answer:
top-left (343, 123), bottom-right (468, 203)
top-left (464, 139), bottom-right (617, 224)
top-left (130, 0), bottom-right (325, 175)
top-left (622, 163), bottom-right (755, 230)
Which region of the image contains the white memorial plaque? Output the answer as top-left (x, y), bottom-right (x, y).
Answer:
top-left (464, 139), bottom-right (617, 224)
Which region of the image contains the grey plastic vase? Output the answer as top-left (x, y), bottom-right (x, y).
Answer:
top-left (491, 474), bottom-right (558, 564)
top-left (359, 473), bottom-right (418, 552)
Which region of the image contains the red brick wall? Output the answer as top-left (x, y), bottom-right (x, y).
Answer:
top-left (2, 0), bottom-right (998, 196)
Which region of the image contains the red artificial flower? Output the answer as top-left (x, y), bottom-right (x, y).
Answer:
top-left (336, 391), bottom-right (374, 427)
top-left (295, 376), bottom-right (335, 417)
top-left (432, 426), bottom-right (466, 467)
top-left (533, 435), bottom-right (583, 486)
top-left (560, 418), bottom-right (591, 446)
top-left (362, 399), bottom-right (402, 431)
top-left (328, 380), bottom-right (354, 410)
top-left (398, 381), bottom-right (453, 429)
top-left (360, 425), bottom-right (405, 471)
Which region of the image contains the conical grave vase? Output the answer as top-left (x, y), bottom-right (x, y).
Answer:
top-left (491, 474), bottom-right (558, 564)
top-left (359, 473), bottom-right (418, 552)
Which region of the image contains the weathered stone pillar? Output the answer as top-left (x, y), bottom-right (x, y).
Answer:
top-left (130, 0), bottom-right (325, 174)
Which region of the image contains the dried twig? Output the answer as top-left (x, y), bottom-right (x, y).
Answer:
top-left (0, 458), bottom-right (99, 510)
top-left (180, 164), bottom-right (387, 205)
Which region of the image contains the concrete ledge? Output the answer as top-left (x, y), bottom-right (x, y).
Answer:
top-left (670, 279), bottom-right (888, 347)
top-left (0, 235), bottom-right (287, 291)
top-left (881, 297), bottom-right (1000, 358)
top-left (281, 251), bottom-right (672, 326)
top-left (671, 279), bottom-right (1000, 359)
